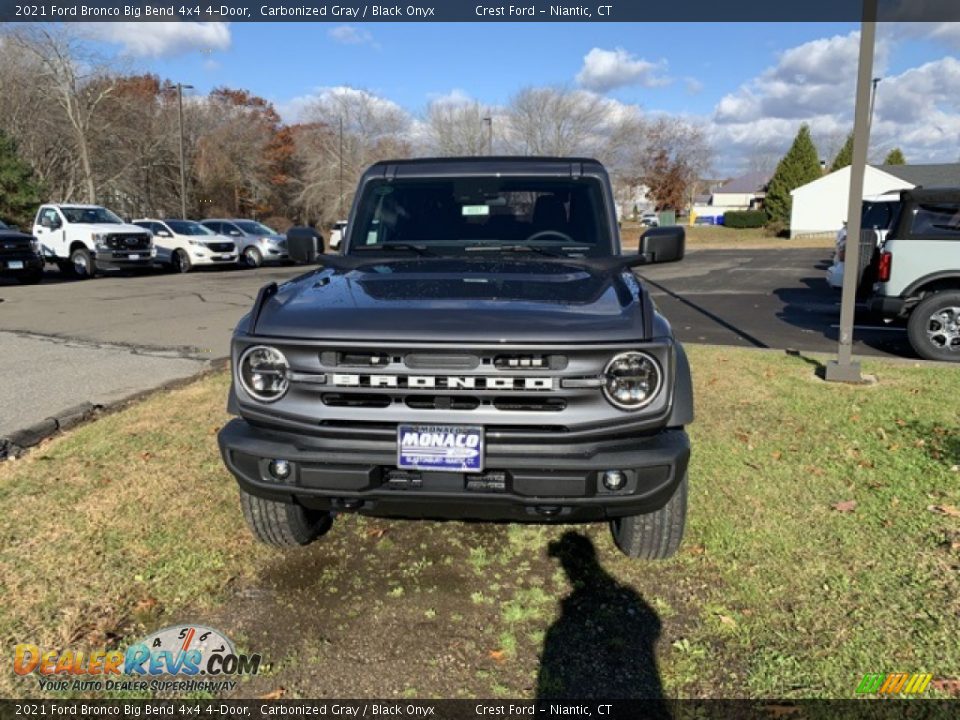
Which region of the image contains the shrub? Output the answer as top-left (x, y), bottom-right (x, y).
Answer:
top-left (723, 210), bottom-right (767, 229)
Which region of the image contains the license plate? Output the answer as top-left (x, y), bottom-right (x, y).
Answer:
top-left (128, 254), bottom-right (140, 260)
top-left (397, 424), bottom-right (484, 473)
top-left (218, 254), bottom-right (232, 260)
top-left (7, 260), bottom-right (23, 269)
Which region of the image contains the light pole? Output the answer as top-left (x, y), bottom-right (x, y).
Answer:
top-left (825, 9), bottom-right (877, 383)
top-left (338, 115), bottom-right (344, 217)
top-left (482, 116), bottom-right (493, 155)
top-left (868, 77), bottom-right (882, 135)
top-left (177, 83), bottom-right (194, 219)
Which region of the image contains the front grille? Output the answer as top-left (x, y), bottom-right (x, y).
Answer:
top-left (207, 242), bottom-right (233, 253)
top-left (106, 233), bottom-right (151, 251)
top-left (246, 341), bottom-right (675, 439)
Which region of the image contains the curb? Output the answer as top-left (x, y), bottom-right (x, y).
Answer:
top-left (1, 402), bottom-right (100, 460)
top-left (0, 358), bottom-right (229, 461)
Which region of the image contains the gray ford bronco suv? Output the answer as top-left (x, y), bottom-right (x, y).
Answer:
top-left (217, 157), bottom-right (693, 559)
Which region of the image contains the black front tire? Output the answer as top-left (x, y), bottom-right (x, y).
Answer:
top-left (907, 291), bottom-right (960, 362)
top-left (172, 249), bottom-right (192, 274)
top-left (243, 246), bottom-right (263, 269)
top-left (239, 488), bottom-right (334, 547)
top-left (15, 268), bottom-right (44, 284)
top-left (69, 247), bottom-right (94, 279)
top-left (610, 471), bottom-right (688, 560)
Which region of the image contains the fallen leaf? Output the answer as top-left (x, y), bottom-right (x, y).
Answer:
top-left (488, 650), bottom-right (506, 663)
top-left (928, 505), bottom-right (960, 518)
top-left (771, 451), bottom-right (782, 461)
top-left (735, 431), bottom-right (751, 444)
top-left (134, 597), bottom-right (158, 612)
top-left (259, 688), bottom-right (286, 700)
top-left (365, 527), bottom-right (387, 538)
top-left (140, 452), bottom-right (152, 461)
top-left (831, 500), bottom-right (858, 513)
top-left (717, 614), bottom-right (737, 628)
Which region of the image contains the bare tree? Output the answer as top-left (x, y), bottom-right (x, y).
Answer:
top-left (627, 118), bottom-right (713, 211)
top-left (423, 99), bottom-right (494, 156)
top-left (5, 27), bottom-right (117, 202)
top-left (503, 87), bottom-right (611, 156)
top-left (295, 87), bottom-right (412, 224)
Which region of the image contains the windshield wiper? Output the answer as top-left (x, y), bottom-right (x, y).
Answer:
top-left (352, 243), bottom-right (433, 256)
top-left (465, 244), bottom-right (561, 257)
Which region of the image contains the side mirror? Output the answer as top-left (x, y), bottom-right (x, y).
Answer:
top-left (287, 226), bottom-right (325, 265)
top-left (639, 226), bottom-right (685, 264)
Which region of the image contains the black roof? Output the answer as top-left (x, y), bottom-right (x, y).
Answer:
top-left (880, 163), bottom-right (960, 187)
top-left (362, 156), bottom-right (608, 179)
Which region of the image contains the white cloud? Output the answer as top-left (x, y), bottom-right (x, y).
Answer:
top-left (575, 47), bottom-right (669, 92)
top-left (276, 85), bottom-right (410, 125)
top-left (426, 89), bottom-right (474, 106)
top-left (327, 25), bottom-right (378, 48)
top-left (708, 29), bottom-right (960, 172)
top-left (78, 22), bottom-right (231, 57)
top-left (684, 77), bottom-right (704, 95)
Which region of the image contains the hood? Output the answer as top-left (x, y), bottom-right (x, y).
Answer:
top-left (249, 257), bottom-right (650, 343)
top-left (67, 223), bottom-right (150, 235)
top-left (0, 228), bottom-right (34, 242)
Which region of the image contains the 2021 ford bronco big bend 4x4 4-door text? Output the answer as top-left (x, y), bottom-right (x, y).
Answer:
top-left (218, 158), bottom-right (693, 559)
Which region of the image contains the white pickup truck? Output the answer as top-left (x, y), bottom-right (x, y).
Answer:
top-left (33, 204), bottom-right (156, 278)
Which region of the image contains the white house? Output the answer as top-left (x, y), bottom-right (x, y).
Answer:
top-left (690, 170), bottom-right (768, 223)
top-left (789, 163), bottom-right (960, 238)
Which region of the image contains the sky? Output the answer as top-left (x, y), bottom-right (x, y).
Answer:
top-left (77, 21), bottom-right (960, 174)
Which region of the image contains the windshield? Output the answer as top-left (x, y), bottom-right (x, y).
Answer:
top-left (61, 207), bottom-right (123, 224)
top-left (347, 177), bottom-right (612, 256)
top-left (167, 220), bottom-right (214, 236)
top-left (234, 220), bottom-right (276, 236)
top-left (0, 221), bottom-right (8, 229)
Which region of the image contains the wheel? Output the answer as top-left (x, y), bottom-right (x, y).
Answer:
top-left (69, 247), bottom-right (94, 279)
top-left (15, 268), bottom-right (43, 284)
top-left (171, 249), bottom-right (192, 273)
top-left (239, 488), bottom-right (334, 547)
top-left (907, 291), bottom-right (960, 362)
top-left (610, 471), bottom-right (687, 560)
top-left (243, 246), bottom-right (263, 269)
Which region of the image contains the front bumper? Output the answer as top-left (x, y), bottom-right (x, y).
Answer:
top-left (192, 250), bottom-right (239, 266)
top-left (218, 418), bottom-right (690, 522)
top-left (0, 252), bottom-right (44, 274)
top-left (93, 249), bottom-right (155, 270)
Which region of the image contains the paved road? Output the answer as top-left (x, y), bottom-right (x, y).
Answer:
top-left (0, 248), bottom-right (912, 447)
top-left (638, 247), bottom-right (912, 360)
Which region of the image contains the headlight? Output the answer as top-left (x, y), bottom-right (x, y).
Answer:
top-left (238, 345), bottom-right (290, 402)
top-left (188, 238), bottom-right (203, 246)
top-left (30, 238), bottom-right (40, 253)
top-left (92, 233), bottom-right (109, 250)
top-left (602, 351), bottom-right (662, 410)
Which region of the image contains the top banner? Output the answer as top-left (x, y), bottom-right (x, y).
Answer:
top-left (2, 0), bottom-right (960, 22)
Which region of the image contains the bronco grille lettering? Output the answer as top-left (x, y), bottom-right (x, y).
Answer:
top-left (331, 374), bottom-right (553, 391)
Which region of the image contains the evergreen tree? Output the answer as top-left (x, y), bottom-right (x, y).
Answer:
top-left (765, 124), bottom-right (822, 227)
top-left (0, 131), bottom-right (42, 228)
top-left (830, 133), bottom-right (854, 171)
top-left (884, 148), bottom-right (906, 165)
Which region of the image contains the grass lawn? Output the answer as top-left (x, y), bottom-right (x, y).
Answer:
top-left (1, 346), bottom-right (958, 699)
top-left (621, 222), bottom-right (834, 250)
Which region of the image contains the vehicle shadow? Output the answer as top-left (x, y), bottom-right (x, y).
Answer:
top-left (773, 276), bottom-right (915, 358)
top-left (536, 532), bottom-right (672, 713)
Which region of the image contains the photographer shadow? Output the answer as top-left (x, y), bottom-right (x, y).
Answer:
top-left (536, 532), bottom-right (672, 716)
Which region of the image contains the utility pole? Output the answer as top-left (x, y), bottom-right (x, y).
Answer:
top-left (825, 5), bottom-right (876, 383)
top-left (482, 116), bottom-right (493, 156)
top-left (177, 83), bottom-right (194, 218)
top-left (338, 116), bottom-right (344, 217)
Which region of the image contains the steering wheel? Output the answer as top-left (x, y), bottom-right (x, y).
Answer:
top-left (525, 229), bottom-right (574, 244)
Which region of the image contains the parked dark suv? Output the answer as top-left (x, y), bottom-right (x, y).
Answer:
top-left (218, 157), bottom-right (694, 559)
top-left (0, 220), bottom-right (43, 284)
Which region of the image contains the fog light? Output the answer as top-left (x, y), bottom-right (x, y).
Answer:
top-left (268, 459), bottom-right (292, 481)
top-left (602, 469), bottom-right (626, 491)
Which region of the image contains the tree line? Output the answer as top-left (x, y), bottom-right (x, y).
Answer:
top-left (0, 26), bottom-right (713, 229)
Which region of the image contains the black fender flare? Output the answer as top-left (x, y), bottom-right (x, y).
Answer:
top-left (667, 342), bottom-right (694, 427)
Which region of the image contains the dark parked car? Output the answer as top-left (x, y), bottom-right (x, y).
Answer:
top-left (218, 157), bottom-right (693, 560)
top-left (0, 220), bottom-right (44, 284)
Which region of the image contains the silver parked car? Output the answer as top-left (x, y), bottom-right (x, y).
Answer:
top-left (200, 219), bottom-right (289, 268)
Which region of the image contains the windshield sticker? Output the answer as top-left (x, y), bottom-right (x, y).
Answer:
top-left (462, 205), bottom-right (490, 216)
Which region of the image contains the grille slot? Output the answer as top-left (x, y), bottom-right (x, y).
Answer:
top-left (322, 393), bottom-right (391, 408)
top-left (207, 242), bottom-right (233, 252)
top-left (106, 234), bottom-right (151, 251)
top-left (493, 397), bottom-right (566, 412)
top-left (405, 395), bottom-right (481, 411)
